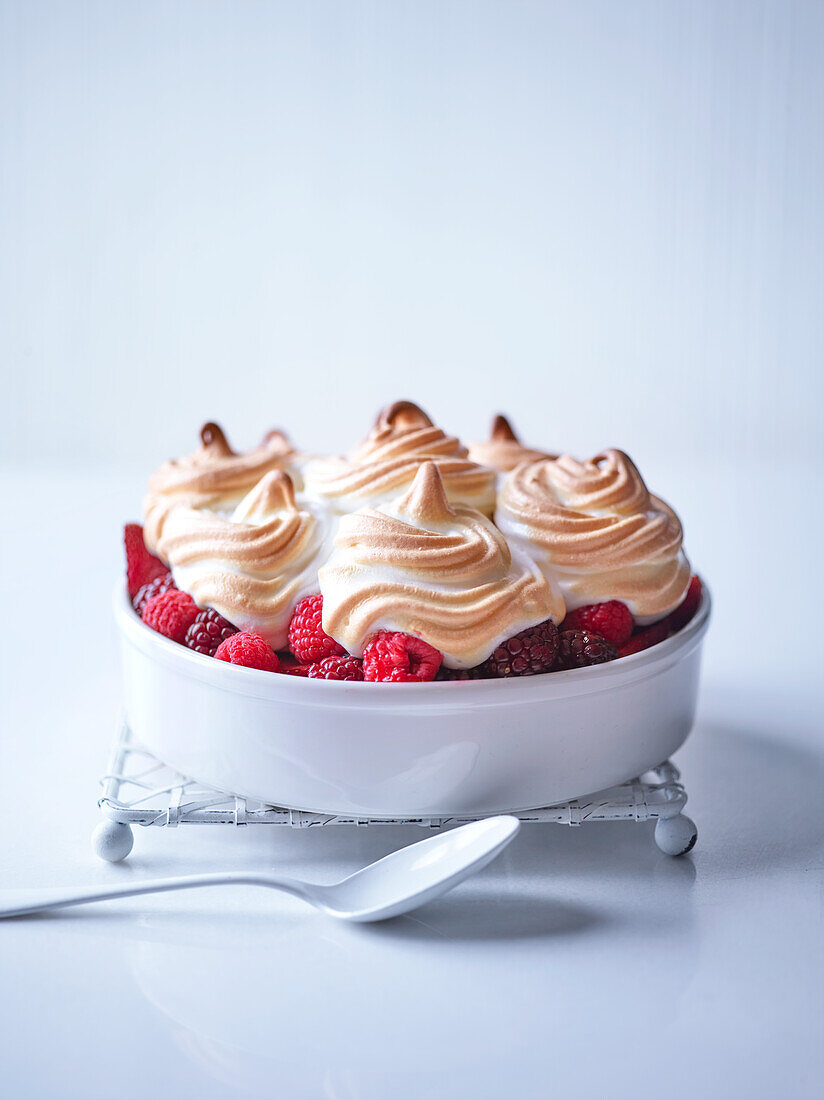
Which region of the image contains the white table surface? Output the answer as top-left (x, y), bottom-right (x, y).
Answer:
top-left (1, 463), bottom-right (822, 1100)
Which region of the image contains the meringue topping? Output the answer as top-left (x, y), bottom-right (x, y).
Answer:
top-left (496, 450), bottom-right (691, 620)
top-left (154, 471), bottom-right (335, 648)
top-left (318, 462), bottom-right (564, 668)
top-left (143, 422), bottom-right (298, 552)
top-left (467, 414), bottom-right (555, 473)
top-left (303, 401), bottom-right (497, 515)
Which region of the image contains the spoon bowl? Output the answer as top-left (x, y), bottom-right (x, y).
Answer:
top-left (315, 814), bottom-right (521, 921)
top-left (0, 816), bottom-right (520, 923)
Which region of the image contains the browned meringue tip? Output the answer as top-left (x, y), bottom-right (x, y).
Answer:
top-left (490, 414), bottom-right (519, 443)
top-left (260, 427), bottom-right (293, 452)
top-left (200, 422), bottom-right (235, 455)
top-left (234, 470), bottom-right (296, 521)
top-left (396, 461), bottom-right (455, 523)
top-left (374, 400), bottom-right (434, 434)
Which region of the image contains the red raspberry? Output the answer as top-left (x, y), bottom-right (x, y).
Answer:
top-left (287, 594), bottom-right (346, 664)
top-left (362, 632), bottom-right (442, 683)
top-left (617, 620), bottom-right (670, 658)
top-left (142, 589), bottom-right (201, 644)
top-left (185, 608), bottom-right (238, 656)
top-left (561, 601), bottom-right (633, 647)
top-left (665, 576), bottom-right (703, 634)
top-left (558, 630), bottom-right (618, 669)
top-left (306, 656), bottom-right (364, 681)
top-left (480, 620), bottom-right (560, 678)
top-left (132, 571), bottom-right (176, 616)
top-left (214, 632), bottom-right (280, 672)
top-left (124, 523), bottom-right (168, 598)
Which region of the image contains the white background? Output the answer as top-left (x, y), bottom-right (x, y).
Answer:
top-left (1, 0), bottom-right (822, 468)
top-left (1, 3), bottom-right (823, 1098)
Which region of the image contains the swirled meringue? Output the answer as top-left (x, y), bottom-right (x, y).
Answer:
top-left (495, 450), bottom-right (691, 621)
top-left (467, 415), bottom-right (555, 473)
top-left (153, 471), bottom-right (335, 648)
top-left (143, 422), bottom-right (298, 553)
top-left (303, 401), bottom-right (497, 515)
top-left (318, 462), bottom-right (564, 668)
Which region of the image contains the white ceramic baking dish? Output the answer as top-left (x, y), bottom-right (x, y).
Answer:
top-left (116, 585), bottom-right (711, 817)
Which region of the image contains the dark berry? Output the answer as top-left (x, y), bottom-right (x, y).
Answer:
top-left (558, 629), bottom-right (618, 669)
top-left (185, 608), bottom-right (238, 656)
top-left (435, 666), bottom-right (484, 681)
top-left (480, 619), bottom-right (560, 678)
top-left (132, 571), bottom-right (176, 616)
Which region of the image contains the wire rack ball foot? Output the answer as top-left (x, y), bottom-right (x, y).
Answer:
top-left (654, 814), bottom-right (697, 856)
top-left (92, 820), bottom-right (134, 862)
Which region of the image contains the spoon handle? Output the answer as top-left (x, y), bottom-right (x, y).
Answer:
top-left (0, 872), bottom-right (309, 918)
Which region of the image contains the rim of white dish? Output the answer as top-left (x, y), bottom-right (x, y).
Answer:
top-left (115, 581), bottom-right (711, 707)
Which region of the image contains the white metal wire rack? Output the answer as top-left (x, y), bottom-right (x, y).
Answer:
top-left (93, 721), bottom-right (697, 862)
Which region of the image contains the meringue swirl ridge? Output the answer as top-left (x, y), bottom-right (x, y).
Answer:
top-left (304, 401), bottom-right (497, 514)
top-left (143, 422), bottom-right (296, 552)
top-left (156, 472), bottom-right (331, 648)
top-left (496, 450), bottom-right (690, 618)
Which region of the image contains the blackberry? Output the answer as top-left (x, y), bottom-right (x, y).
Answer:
top-left (558, 629), bottom-right (617, 669)
top-left (479, 619), bottom-right (560, 678)
top-left (132, 571), bottom-right (175, 616)
top-left (185, 608), bottom-right (238, 656)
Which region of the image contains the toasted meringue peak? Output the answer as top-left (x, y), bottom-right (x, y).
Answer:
top-left (373, 399), bottom-right (434, 434)
top-left (467, 414), bottom-right (555, 474)
top-left (496, 450), bottom-right (691, 620)
top-left (232, 471), bottom-right (296, 522)
top-left (199, 421), bottom-right (235, 456)
top-left (395, 460), bottom-right (454, 523)
top-left (143, 422), bottom-right (298, 552)
top-left (304, 401), bottom-right (497, 515)
top-left (155, 477), bottom-right (334, 649)
top-left (318, 464), bottom-right (564, 668)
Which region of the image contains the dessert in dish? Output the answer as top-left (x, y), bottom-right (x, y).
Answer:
top-left (125, 401), bottom-right (702, 683)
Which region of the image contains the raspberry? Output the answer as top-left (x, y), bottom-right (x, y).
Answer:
top-left (142, 589), bottom-right (201, 644)
top-left (214, 633), bottom-right (280, 672)
top-left (665, 576), bottom-right (703, 634)
top-left (479, 620), bottom-right (560, 678)
top-left (132, 571), bottom-right (176, 616)
top-left (124, 523), bottom-right (168, 599)
top-left (184, 608), bottom-right (238, 656)
top-left (617, 620), bottom-right (670, 658)
top-left (362, 632), bottom-right (442, 683)
top-left (558, 629), bottom-right (618, 669)
top-left (306, 656), bottom-right (364, 681)
top-left (561, 601), bottom-right (633, 647)
top-left (287, 594), bottom-right (346, 664)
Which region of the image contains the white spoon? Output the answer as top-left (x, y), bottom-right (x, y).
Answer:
top-left (0, 816), bottom-right (520, 923)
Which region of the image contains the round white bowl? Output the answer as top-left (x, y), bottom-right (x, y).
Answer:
top-left (116, 585), bottom-right (711, 817)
